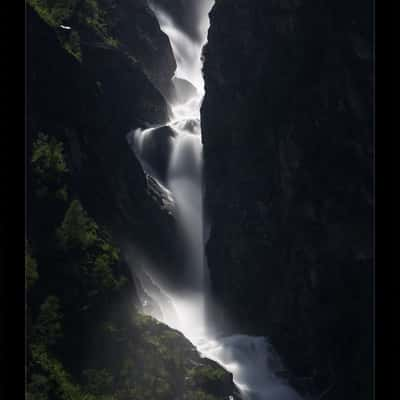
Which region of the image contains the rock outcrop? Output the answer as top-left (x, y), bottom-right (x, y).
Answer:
top-left (202, 1), bottom-right (373, 399)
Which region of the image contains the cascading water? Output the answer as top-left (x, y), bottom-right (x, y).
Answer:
top-left (128, 2), bottom-right (302, 399)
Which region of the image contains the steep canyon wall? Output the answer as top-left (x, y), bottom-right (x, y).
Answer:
top-left (202, 1), bottom-right (373, 398)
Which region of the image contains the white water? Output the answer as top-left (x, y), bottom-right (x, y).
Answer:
top-left (129, 2), bottom-right (302, 399)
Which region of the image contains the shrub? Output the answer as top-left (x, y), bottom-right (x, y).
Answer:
top-left (57, 199), bottom-right (127, 295)
top-left (34, 296), bottom-right (63, 346)
top-left (63, 30), bottom-right (82, 61)
top-left (30, 343), bottom-right (94, 400)
top-left (187, 365), bottom-right (228, 389)
top-left (57, 200), bottom-right (98, 251)
top-left (31, 133), bottom-right (69, 200)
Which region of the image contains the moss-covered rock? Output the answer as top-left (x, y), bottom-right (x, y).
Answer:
top-left (111, 313), bottom-right (240, 400)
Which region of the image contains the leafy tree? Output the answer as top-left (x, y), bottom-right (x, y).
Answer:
top-left (57, 200), bottom-right (98, 251)
top-left (30, 343), bottom-right (96, 400)
top-left (56, 199), bottom-right (127, 301)
top-left (31, 133), bottom-right (69, 201)
top-left (33, 296), bottom-right (63, 346)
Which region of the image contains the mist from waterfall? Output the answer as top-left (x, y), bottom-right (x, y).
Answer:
top-left (128, 1), bottom-right (302, 399)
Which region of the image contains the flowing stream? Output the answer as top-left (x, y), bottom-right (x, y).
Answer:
top-left (128, 2), bottom-right (302, 399)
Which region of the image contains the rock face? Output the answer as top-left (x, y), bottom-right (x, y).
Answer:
top-left (101, 0), bottom-right (177, 98)
top-left (202, 1), bottom-right (373, 399)
top-left (27, 2), bottom-right (181, 279)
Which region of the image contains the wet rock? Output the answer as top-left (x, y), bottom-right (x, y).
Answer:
top-left (146, 174), bottom-right (175, 215)
top-left (137, 125), bottom-right (177, 185)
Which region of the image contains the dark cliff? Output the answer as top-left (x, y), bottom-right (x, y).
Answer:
top-left (27, 0), bottom-right (181, 277)
top-left (202, 1), bottom-right (373, 399)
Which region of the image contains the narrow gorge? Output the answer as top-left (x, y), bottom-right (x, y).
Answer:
top-left (127, 2), bottom-right (301, 399)
top-left (26, 1), bottom-right (373, 400)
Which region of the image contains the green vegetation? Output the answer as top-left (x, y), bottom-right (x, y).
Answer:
top-left (28, 80), bottom-right (232, 400)
top-left (63, 30), bottom-right (82, 60)
top-left (27, 243), bottom-right (39, 289)
top-left (28, 0), bottom-right (78, 27)
top-left (185, 392), bottom-right (220, 400)
top-left (32, 133), bottom-right (69, 201)
top-left (32, 132), bottom-right (68, 180)
top-left (28, 289), bottom-right (80, 400)
top-left (56, 199), bottom-right (126, 293)
top-left (28, 130), bottom-right (128, 400)
top-left (188, 365), bottom-right (228, 386)
top-left (28, 0), bottom-right (120, 60)
top-left (78, 0), bottom-right (107, 36)
top-left (30, 343), bottom-right (97, 400)
top-left (57, 200), bottom-right (98, 250)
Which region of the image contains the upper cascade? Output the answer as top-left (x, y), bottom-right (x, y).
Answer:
top-left (148, 0), bottom-right (214, 120)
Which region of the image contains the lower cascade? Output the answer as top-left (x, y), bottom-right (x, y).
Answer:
top-left (128, 1), bottom-right (301, 399)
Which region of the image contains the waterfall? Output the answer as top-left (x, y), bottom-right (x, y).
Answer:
top-left (128, 1), bottom-right (302, 399)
